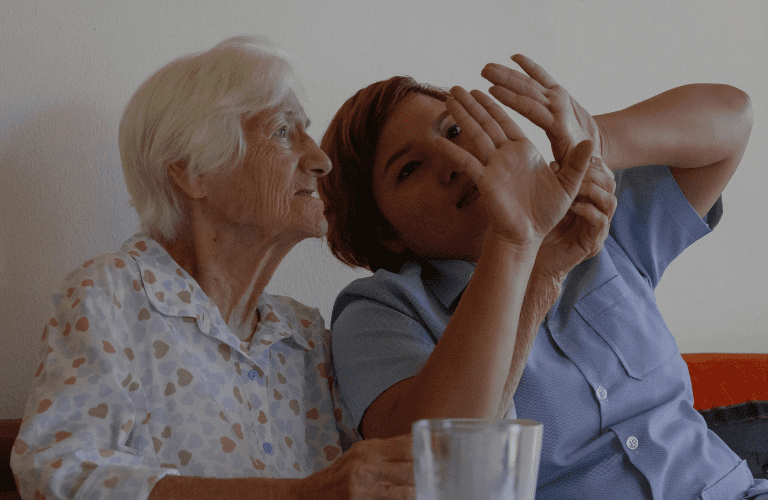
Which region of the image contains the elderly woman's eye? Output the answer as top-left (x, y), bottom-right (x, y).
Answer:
top-left (274, 126), bottom-right (289, 139)
top-left (446, 124), bottom-right (461, 139)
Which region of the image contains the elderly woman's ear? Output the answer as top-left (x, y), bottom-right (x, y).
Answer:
top-left (167, 161), bottom-right (207, 199)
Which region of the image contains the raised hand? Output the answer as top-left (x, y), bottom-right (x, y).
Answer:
top-left (481, 54), bottom-right (602, 164)
top-left (536, 155), bottom-right (617, 279)
top-left (434, 86), bottom-right (593, 247)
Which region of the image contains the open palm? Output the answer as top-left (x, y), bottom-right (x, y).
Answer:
top-left (482, 54), bottom-right (602, 164)
top-left (436, 86), bottom-right (593, 247)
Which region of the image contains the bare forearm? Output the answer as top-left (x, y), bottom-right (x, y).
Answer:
top-left (497, 267), bottom-right (564, 417)
top-left (596, 83), bottom-right (752, 172)
top-left (370, 237), bottom-right (540, 437)
top-left (150, 436), bottom-right (415, 500)
top-left (406, 237), bottom-right (538, 420)
top-left (149, 475), bottom-right (302, 500)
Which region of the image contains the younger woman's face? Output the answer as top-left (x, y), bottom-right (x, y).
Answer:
top-left (372, 93), bottom-right (490, 262)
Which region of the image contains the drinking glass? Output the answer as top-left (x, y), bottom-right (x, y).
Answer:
top-left (412, 418), bottom-right (543, 500)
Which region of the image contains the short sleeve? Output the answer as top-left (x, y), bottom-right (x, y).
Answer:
top-left (609, 165), bottom-right (722, 289)
top-left (331, 297), bottom-right (436, 430)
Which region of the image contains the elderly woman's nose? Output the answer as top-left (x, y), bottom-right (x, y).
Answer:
top-left (299, 134), bottom-right (332, 176)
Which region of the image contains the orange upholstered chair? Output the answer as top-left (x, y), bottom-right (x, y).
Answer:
top-left (682, 353), bottom-right (768, 479)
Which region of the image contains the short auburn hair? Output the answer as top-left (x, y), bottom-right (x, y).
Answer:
top-left (318, 76), bottom-right (450, 273)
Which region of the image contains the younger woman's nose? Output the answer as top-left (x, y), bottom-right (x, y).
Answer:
top-left (438, 166), bottom-right (461, 185)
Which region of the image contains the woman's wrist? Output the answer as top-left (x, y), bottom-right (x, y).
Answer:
top-left (531, 255), bottom-right (568, 287)
top-left (149, 475), bottom-right (305, 500)
top-left (483, 228), bottom-right (544, 260)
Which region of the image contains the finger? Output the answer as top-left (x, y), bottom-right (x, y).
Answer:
top-left (581, 157), bottom-right (616, 196)
top-left (571, 200), bottom-right (608, 233)
top-left (569, 202), bottom-right (610, 256)
top-left (591, 156), bottom-right (616, 192)
top-left (511, 54), bottom-right (560, 90)
top-left (591, 155), bottom-right (612, 174)
top-left (488, 85), bottom-right (556, 132)
top-left (374, 434), bottom-right (413, 462)
top-left (383, 462), bottom-right (415, 485)
top-left (549, 160), bottom-right (561, 174)
top-left (556, 140), bottom-right (593, 200)
top-left (470, 89), bottom-right (528, 142)
top-left (433, 136), bottom-right (485, 184)
top-left (570, 201), bottom-right (605, 221)
top-left (355, 461), bottom-right (415, 488)
top-left (574, 182), bottom-right (617, 217)
top-left (449, 87), bottom-right (505, 151)
top-left (358, 484), bottom-right (415, 500)
top-left (482, 63), bottom-right (548, 99)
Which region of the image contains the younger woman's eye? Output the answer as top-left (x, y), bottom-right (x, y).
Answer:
top-left (446, 124), bottom-right (461, 139)
top-left (397, 161), bottom-right (420, 181)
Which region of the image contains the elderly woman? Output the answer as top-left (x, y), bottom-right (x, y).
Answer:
top-left (11, 36), bottom-right (413, 500)
top-left (318, 56), bottom-right (768, 499)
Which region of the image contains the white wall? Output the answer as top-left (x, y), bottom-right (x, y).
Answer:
top-left (2, 0), bottom-right (766, 419)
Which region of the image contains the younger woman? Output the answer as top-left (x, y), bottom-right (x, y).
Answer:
top-left (319, 55), bottom-right (766, 499)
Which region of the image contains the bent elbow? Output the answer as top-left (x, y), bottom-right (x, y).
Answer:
top-left (716, 84), bottom-right (753, 136)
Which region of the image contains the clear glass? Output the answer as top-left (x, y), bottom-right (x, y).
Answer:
top-left (412, 418), bottom-right (543, 500)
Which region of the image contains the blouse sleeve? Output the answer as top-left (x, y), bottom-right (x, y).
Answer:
top-left (609, 165), bottom-right (722, 288)
top-left (11, 258), bottom-right (177, 500)
top-left (331, 292), bottom-right (437, 430)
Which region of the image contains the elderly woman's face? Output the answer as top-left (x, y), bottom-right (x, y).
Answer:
top-left (202, 92), bottom-right (332, 243)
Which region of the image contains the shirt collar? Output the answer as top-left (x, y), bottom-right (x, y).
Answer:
top-left (251, 293), bottom-right (314, 351)
top-left (121, 233), bottom-right (312, 353)
top-left (419, 248), bottom-right (621, 324)
top-left (122, 234), bottom-right (216, 333)
top-left (420, 258), bottom-right (476, 310)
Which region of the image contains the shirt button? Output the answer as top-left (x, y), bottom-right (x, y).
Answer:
top-left (626, 436), bottom-right (639, 450)
top-left (248, 369), bottom-right (259, 380)
top-left (596, 385), bottom-right (608, 400)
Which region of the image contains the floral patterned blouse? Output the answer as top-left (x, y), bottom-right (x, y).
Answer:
top-left (11, 233), bottom-right (359, 500)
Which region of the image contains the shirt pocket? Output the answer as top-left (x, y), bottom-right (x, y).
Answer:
top-left (700, 460), bottom-right (754, 500)
top-left (574, 275), bottom-right (678, 379)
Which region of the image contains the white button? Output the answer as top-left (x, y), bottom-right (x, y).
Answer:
top-left (596, 385), bottom-right (608, 400)
top-left (626, 436), bottom-right (639, 450)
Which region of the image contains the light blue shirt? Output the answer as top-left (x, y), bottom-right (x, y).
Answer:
top-left (331, 165), bottom-right (768, 499)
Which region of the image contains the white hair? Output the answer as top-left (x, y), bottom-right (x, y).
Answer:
top-left (118, 36), bottom-right (300, 240)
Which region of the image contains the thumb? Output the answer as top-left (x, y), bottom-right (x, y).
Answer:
top-left (555, 140), bottom-right (593, 200)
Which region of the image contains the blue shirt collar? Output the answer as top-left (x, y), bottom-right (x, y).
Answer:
top-left (418, 248), bottom-right (621, 321)
top-left (420, 258), bottom-right (476, 310)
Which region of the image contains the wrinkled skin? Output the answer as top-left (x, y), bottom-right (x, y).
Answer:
top-left (295, 435), bottom-right (415, 500)
top-left (199, 92), bottom-right (331, 246)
